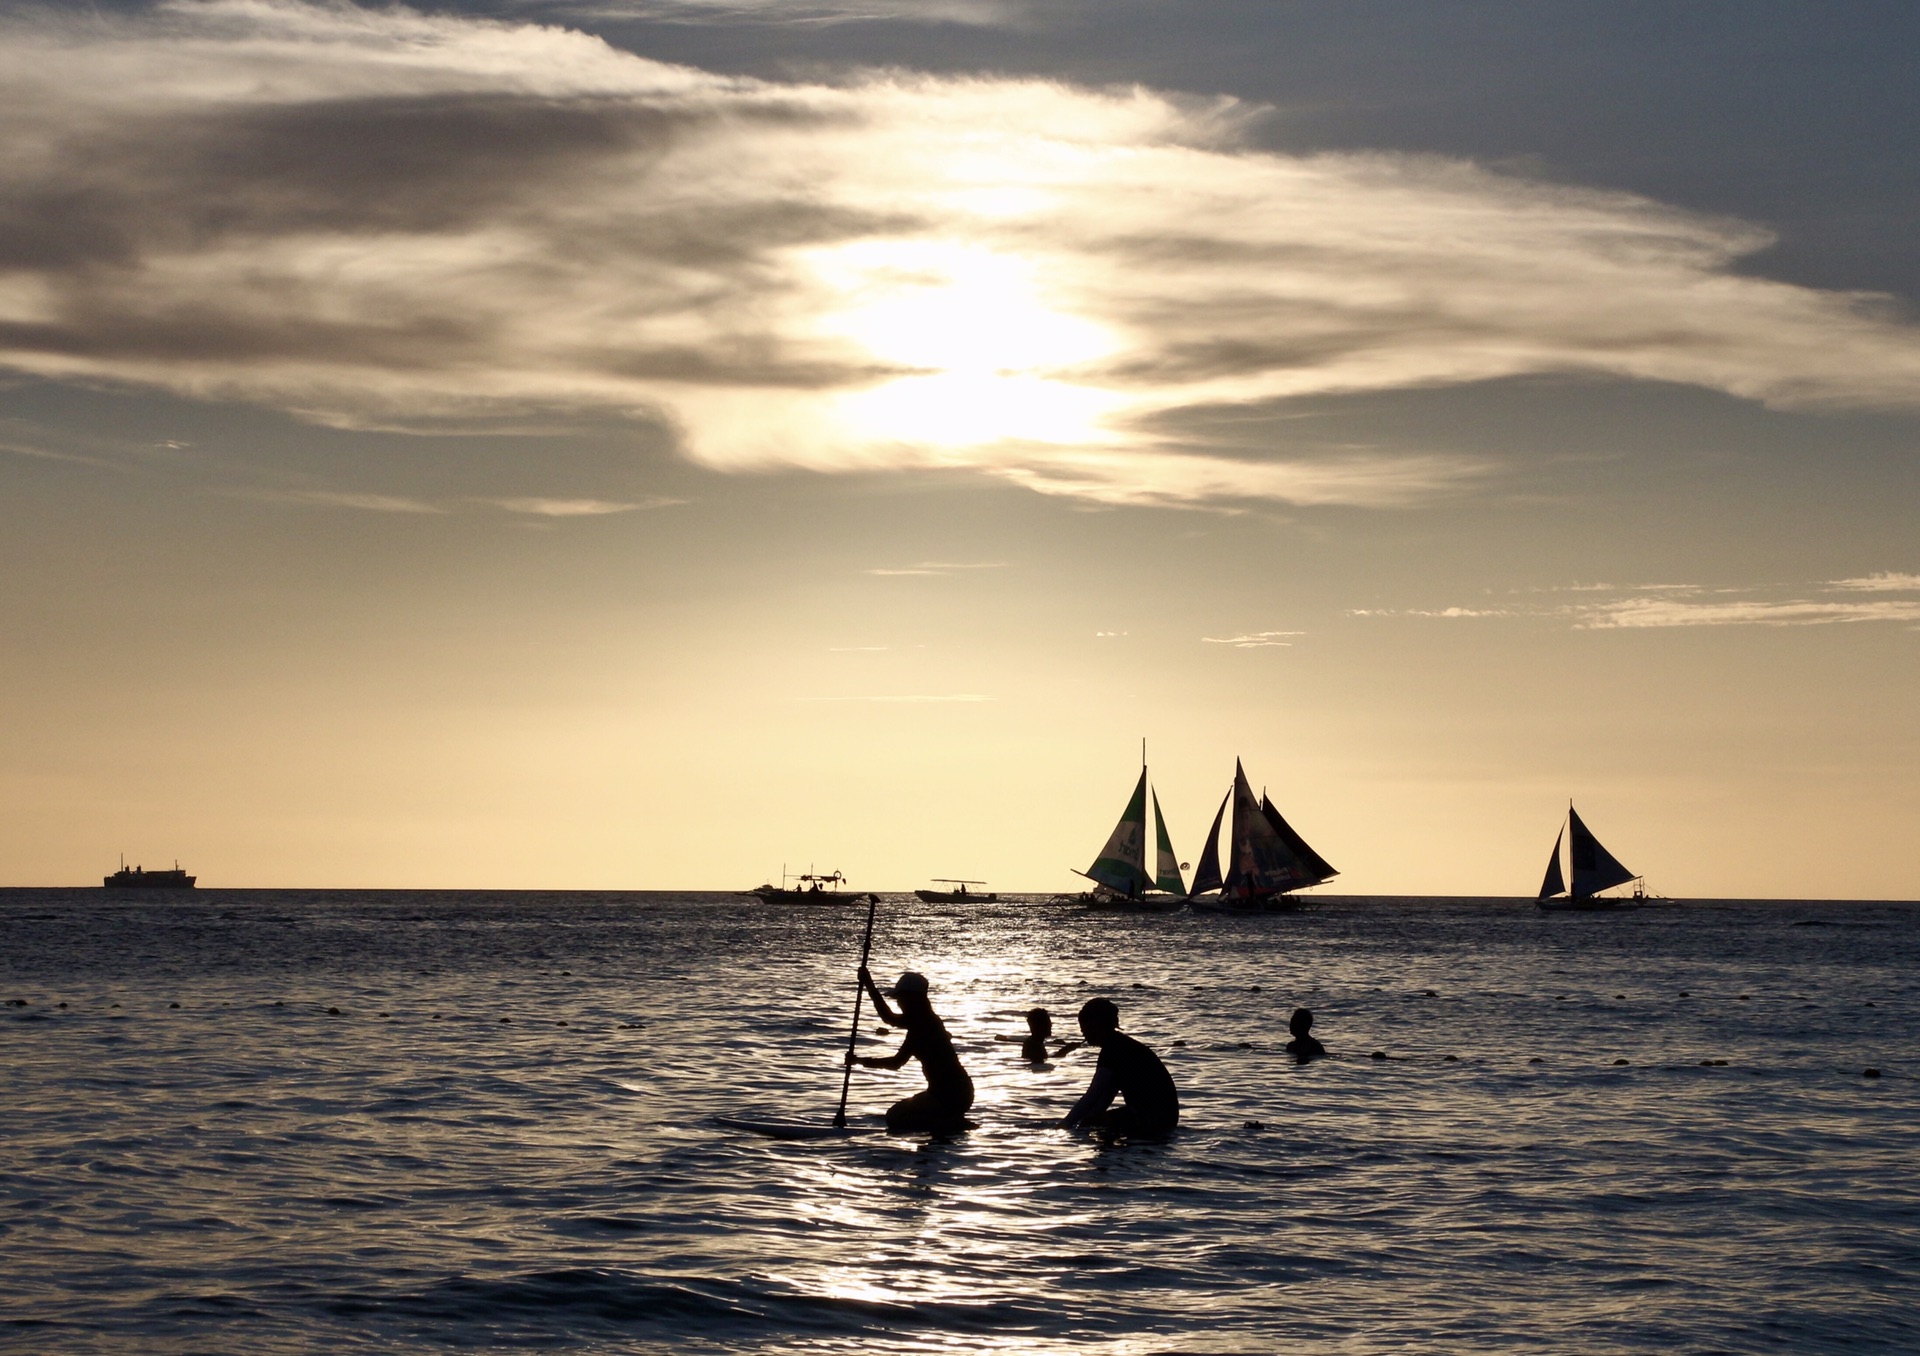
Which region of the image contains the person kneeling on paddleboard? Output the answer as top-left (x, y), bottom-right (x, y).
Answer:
top-left (848, 968), bottom-right (974, 1134)
top-left (1062, 997), bottom-right (1179, 1139)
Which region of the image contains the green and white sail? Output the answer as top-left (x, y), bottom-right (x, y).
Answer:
top-left (1151, 788), bottom-right (1186, 896)
top-left (1080, 769), bottom-right (1154, 897)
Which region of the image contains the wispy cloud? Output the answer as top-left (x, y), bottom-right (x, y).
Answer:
top-left (503, 0), bottom-right (1026, 26)
top-left (2, 2), bottom-right (1917, 510)
top-left (484, 496), bottom-right (682, 516)
top-left (0, 439), bottom-right (120, 468)
top-left (1348, 606), bottom-right (1511, 618)
top-left (863, 561), bottom-right (1006, 576)
top-left (1828, 572), bottom-right (1920, 592)
top-left (1352, 577), bottom-right (1920, 629)
top-left (796, 693), bottom-right (993, 701)
top-left (1577, 596), bottom-right (1920, 629)
top-left (1202, 630), bottom-right (1302, 647)
top-left (222, 488), bottom-right (447, 514)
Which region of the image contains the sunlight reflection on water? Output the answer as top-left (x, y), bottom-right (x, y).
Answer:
top-left (3, 890), bottom-right (1917, 1353)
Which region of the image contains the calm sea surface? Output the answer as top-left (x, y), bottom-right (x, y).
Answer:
top-left (3, 890), bottom-right (1917, 1354)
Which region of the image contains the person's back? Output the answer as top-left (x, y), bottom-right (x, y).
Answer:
top-left (1063, 998), bottom-right (1178, 1138)
top-left (1094, 1030), bottom-right (1178, 1132)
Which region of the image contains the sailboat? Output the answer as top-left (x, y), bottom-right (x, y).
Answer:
top-left (1187, 759), bottom-right (1338, 912)
top-left (1074, 759), bottom-right (1188, 911)
top-left (1536, 804), bottom-right (1649, 910)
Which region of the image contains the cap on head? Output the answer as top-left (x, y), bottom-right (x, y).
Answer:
top-left (887, 971), bottom-right (929, 999)
top-left (1078, 997), bottom-right (1119, 1034)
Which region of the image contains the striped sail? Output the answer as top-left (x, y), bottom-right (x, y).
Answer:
top-left (1226, 760), bottom-right (1321, 895)
top-left (1152, 788), bottom-right (1186, 896)
top-left (1083, 769), bottom-right (1153, 896)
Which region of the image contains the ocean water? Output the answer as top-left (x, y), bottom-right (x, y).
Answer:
top-left (3, 890), bottom-right (1917, 1354)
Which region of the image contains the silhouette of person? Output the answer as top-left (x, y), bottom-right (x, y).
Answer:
top-left (1284, 1007), bottom-right (1326, 1064)
top-left (1062, 997), bottom-right (1178, 1138)
top-left (1021, 1007), bottom-right (1053, 1062)
top-left (848, 968), bottom-right (974, 1134)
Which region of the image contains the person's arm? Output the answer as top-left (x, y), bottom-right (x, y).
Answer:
top-left (1062, 1062), bottom-right (1119, 1129)
top-left (1051, 1040), bottom-right (1082, 1057)
top-left (859, 966), bottom-right (904, 1027)
top-left (851, 1032), bottom-right (914, 1070)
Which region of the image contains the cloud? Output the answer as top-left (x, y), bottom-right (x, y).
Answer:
top-left (797, 693), bottom-right (993, 701)
top-left (1577, 596), bottom-right (1920, 629)
top-left (2, 3), bottom-right (1918, 510)
top-left (1348, 606), bottom-right (1510, 618)
top-left (0, 439), bottom-right (120, 468)
top-left (1827, 572), bottom-right (1920, 593)
top-left (863, 560), bottom-right (1005, 575)
top-left (1354, 580), bottom-right (1920, 628)
top-left (484, 495), bottom-right (681, 514)
top-left (504, 0), bottom-right (1026, 26)
top-left (223, 487), bottom-right (447, 513)
top-left (1202, 630), bottom-right (1301, 647)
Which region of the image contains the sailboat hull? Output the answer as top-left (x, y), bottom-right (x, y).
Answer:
top-left (1083, 890), bottom-right (1182, 913)
top-left (1189, 893), bottom-right (1307, 914)
top-left (1537, 896), bottom-right (1631, 912)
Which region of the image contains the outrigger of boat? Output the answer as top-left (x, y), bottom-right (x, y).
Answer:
top-left (748, 869), bottom-right (864, 903)
top-left (1185, 759), bottom-right (1338, 913)
top-left (104, 857), bottom-right (196, 890)
top-left (914, 879), bottom-right (997, 903)
top-left (1536, 804), bottom-right (1658, 910)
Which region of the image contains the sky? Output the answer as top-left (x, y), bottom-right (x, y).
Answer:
top-left (1, 0), bottom-right (1916, 895)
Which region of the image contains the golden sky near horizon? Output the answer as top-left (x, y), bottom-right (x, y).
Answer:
top-left (1, 1), bottom-right (1916, 896)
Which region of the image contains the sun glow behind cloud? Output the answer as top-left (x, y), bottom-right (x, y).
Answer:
top-left (2, 0), bottom-right (1919, 509)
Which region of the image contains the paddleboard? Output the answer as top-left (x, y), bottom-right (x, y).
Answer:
top-left (713, 1115), bottom-right (861, 1140)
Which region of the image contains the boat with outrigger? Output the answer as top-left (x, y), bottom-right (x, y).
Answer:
top-left (914, 879), bottom-right (997, 903)
top-left (1185, 759), bottom-right (1338, 912)
top-left (747, 868), bottom-right (866, 904)
top-left (1072, 749), bottom-right (1337, 912)
top-left (1072, 750), bottom-right (1188, 911)
top-left (1536, 803), bottom-right (1665, 909)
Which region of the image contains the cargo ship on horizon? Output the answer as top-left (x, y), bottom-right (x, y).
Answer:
top-left (104, 857), bottom-right (196, 890)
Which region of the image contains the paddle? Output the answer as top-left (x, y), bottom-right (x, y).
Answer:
top-left (833, 892), bottom-right (881, 1128)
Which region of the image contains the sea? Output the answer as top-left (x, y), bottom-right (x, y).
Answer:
top-left (3, 890), bottom-right (1917, 1354)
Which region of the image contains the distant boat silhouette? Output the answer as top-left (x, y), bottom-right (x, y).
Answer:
top-left (914, 879), bottom-right (997, 903)
top-left (104, 856), bottom-right (196, 890)
top-left (1537, 805), bottom-right (1653, 909)
top-left (1074, 753), bottom-right (1187, 911)
top-left (1187, 759), bottom-right (1337, 913)
top-left (747, 868), bottom-right (862, 904)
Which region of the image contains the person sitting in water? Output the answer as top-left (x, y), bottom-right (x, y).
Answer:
top-left (1019, 1007), bottom-right (1083, 1063)
top-left (1284, 1007), bottom-right (1327, 1064)
top-left (847, 968), bottom-right (974, 1134)
top-left (1061, 997), bottom-right (1178, 1138)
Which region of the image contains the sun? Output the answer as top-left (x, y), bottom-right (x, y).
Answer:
top-left (802, 238), bottom-right (1128, 452)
